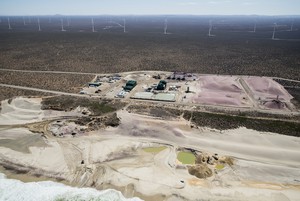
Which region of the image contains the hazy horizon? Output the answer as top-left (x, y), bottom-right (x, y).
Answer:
top-left (1, 14), bottom-right (300, 17)
top-left (0, 0), bottom-right (299, 16)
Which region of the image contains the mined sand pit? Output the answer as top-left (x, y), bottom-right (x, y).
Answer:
top-left (49, 120), bottom-right (87, 137)
top-left (0, 97), bottom-right (300, 201)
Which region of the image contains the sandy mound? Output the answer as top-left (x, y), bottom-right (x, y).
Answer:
top-left (0, 97), bottom-right (88, 125)
top-left (245, 77), bottom-right (293, 101)
top-left (188, 164), bottom-right (213, 179)
top-left (200, 75), bottom-right (243, 93)
top-left (0, 97), bottom-right (43, 125)
top-left (190, 75), bottom-right (247, 106)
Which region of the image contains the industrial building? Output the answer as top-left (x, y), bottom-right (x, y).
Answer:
top-left (123, 80), bottom-right (137, 91)
top-left (132, 92), bottom-right (176, 102)
top-left (156, 80), bottom-right (167, 90)
top-left (88, 82), bottom-right (101, 87)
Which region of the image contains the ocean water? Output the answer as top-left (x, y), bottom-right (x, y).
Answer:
top-left (0, 173), bottom-right (142, 201)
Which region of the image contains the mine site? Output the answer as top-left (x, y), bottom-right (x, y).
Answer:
top-left (0, 12), bottom-right (300, 201)
top-left (1, 69), bottom-right (300, 201)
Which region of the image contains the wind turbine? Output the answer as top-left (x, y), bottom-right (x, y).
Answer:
top-left (61, 18), bottom-right (66, 31)
top-left (23, 16), bottom-right (26, 26)
top-left (67, 17), bottom-right (70, 26)
top-left (252, 22), bottom-right (256, 32)
top-left (37, 17), bottom-right (41, 31)
top-left (7, 17), bottom-right (12, 30)
top-left (272, 23), bottom-right (277, 40)
top-left (123, 18), bottom-right (126, 33)
top-left (208, 20), bottom-right (214, 37)
top-left (290, 20), bottom-right (294, 31)
top-left (49, 17), bottom-right (51, 23)
top-left (91, 17), bottom-right (96, 32)
top-left (164, 18), bottom-right (168, 34)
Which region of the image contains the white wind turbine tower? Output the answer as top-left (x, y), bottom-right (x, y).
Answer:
top-left (253, 22), bottom-right (257, 32)
top-left (290, 20), bottom-right (294, 31)
top-left (7, 17), bottom-right (12, 30)
top-left (272, 23), bottom-right (277, 40)
top-left (91, 17), bottom-right (96, 32)
top-left (61, 18), bottom-right (66, 31)
top-left (67, 17), bottom-right (70, 26)
top-left (23, 16), bottom-right (26, 26)
top-left (164, 18), bottom-right (168, 34)
top-left (123, 18), bottom-right (126, 33)
top-left (208, 20), bottom-right (214, 37)
top-left (37, 17), bottom-right (41, 31)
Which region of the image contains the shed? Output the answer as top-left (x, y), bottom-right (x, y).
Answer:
top-left (88, 82), bottom-right (101, 87)
top-left (123, 80), bottom-right (137, 91)
top-left (157, 80), bottom-right (167, 90)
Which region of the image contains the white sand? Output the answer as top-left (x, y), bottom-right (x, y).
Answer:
top-left (0, 97), bottom-right (87, 125)
top-left (0, 97), bottom-right (44, 125)
top-left (0, 127), bottom-right (33, 140)
top-left (0, 140), bottom-right (69, 176)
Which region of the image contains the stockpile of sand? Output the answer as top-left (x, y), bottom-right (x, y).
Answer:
top-left (244, 77), bottom-right (293, 101)
top-left (0, 97), bottom-right (43, 125)
top-left (244, 77), bottom-right (294, 110)
top-left (0, 97), bottom-right (88, 125)
top-left (191, 75), bottom-right (248, 107)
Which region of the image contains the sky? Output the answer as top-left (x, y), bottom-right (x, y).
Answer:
top-left (0, 0), bottom-right (299, 16)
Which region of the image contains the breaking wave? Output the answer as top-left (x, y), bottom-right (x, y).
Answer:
top-left (0, 173), bottom-right (142, 201)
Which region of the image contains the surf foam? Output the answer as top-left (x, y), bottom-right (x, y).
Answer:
top-left (0, 173), bottom-right (142, 201)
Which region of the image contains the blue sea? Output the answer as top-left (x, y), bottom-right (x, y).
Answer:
top-left (0, 173), bottom-right (142, 201)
